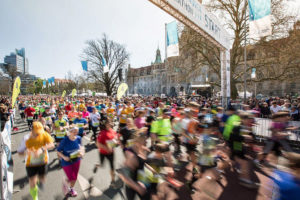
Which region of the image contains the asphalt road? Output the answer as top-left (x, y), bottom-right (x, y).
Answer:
top-left (11, 115), bottom-right (274, 200)
top-left (12, 116), bottom-right (126, 200)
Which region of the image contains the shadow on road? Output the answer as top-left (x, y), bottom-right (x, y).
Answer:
top-left (84, 142), bottom-right (97, 154)
top-left (14, 176), bottom-right (28, 189)
top-left (79, 178), bottom-right (125, 200)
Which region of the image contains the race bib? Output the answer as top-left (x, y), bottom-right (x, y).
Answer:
top-left (121, 114), bottom-right (127, 121)
top-left (28, 116), bottom-right (33, 120)
top-left (28, 149), bottom-right (46, 166)
top-left (77, 123), bottom-right (84, 128)
top-left (106, 139), bottom-right (117, 148)
top-left (45, 116), bottom-right (52, 123)
top-left (69, 150), bottom-right (80, 159)
top-left (55, 131), bottom-right (66, 138)
top-left (126, 139), bottom-right (134, 148)
top-left (92, 122), bottom-right (99, 127)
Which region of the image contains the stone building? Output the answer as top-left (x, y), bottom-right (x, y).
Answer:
top-left (127, 47), bottom-right (212, 96)
top-left (236, 21), bottom-right (300, 97)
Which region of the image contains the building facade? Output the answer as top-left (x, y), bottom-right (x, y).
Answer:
top-left (127, 47), bottom-right (211, 96)
top-left (3, 48), bottom-right (28, 74)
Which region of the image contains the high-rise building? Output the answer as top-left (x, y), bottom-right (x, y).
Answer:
top-left (3, 48), bottom-right (28, 74)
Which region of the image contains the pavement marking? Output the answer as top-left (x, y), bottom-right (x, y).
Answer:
top-left (77, 174), bottom-right (110, 200)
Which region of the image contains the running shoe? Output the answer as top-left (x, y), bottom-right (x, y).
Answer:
top-left (37, 181), bottom-right (44, 191)
top-left (68, 188), bottom-right (78, 197)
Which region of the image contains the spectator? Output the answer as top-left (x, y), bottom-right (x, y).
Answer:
top-left (0, 104), bottom-right (10, 132)
top-left (270, 101), bottom-right (282, 115)
top-left (290, 106), bottom-right (299, 121)
top-left (261, 102), bottom-right (271, 118)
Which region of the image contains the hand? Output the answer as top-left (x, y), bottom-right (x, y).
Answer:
top-left (137, 182), bottom-right (146, 195)
top-left (79, 147), bottom-right (85, 157)
top-left (63, 156), bottom-right (70, 162)
top-left (106, 146), bottom-right (113, 153)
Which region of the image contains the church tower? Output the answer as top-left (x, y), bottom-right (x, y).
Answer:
top-left (154, 46), bottom-right (162, 64)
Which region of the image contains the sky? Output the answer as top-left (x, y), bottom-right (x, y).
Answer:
top-left (0, 0), bottom-right (174, 79)
top-left (0, 0), bottom-right (299, 79)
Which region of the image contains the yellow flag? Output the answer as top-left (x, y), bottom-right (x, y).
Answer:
top-left (12, 76), bottom-right (21, 108)
top-left (61, 90), bottom-right (66, 98)
top-left (117, 83), bottom-right (128, 100)
top-left (72, 89), bottom-right (77, 98)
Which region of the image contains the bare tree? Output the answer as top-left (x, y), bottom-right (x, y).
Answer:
top-left (82, 34), bottom-right (129, 96)
top-left (0, 64), bottom-right (21, 93)
top-left (179, 0), bottom-right (299, 98)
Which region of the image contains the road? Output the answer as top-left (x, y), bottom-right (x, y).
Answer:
top-left (11, 116), bottom-right (274, 200)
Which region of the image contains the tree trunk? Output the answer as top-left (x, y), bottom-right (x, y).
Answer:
top-left (105, 84), bottom-right (112, 96)
top-left (231, 79), bottom-right (238, 99)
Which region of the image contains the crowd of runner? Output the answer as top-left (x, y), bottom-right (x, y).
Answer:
top-left (1, 95), bottom-right (299, 200)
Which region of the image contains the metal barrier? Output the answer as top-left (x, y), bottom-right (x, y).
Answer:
top-left (253, 118), bottom-right (300, 142)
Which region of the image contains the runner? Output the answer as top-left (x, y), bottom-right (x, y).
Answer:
top-left (19, 102), bottom-right (26, 121)
top-left (96, 119), bottom-right (117, 186)
top-left (117, 130), bottom-right (150, 200)
top-left (33, 102), bottom-right (40, 120)
top-left (67, 106), bottom-right (78, 125)
top-left (40, 107), bottom-right (53, 132)
top-left (24, 104), bottom-right (36, 130)
top-left (53, 111), bottom-right (69, 146)
top-left (106, 102), bottom-right (115, 121)
top-left (150, 109), bottom-right (173, 166)
top-left (119, 104), bottom-right (128, 131)
top-left (73, 112), bottom-right (88, 137)
top-left (57, 126), bottom-right (85, 197)
top-left (17, 121), bottom-right (54, 200)
top-left (89, 107), bottom-right (101, 141)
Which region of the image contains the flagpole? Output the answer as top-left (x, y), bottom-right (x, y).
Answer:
top-left (244, 0), bottom-right (247, 102)
top-left (165, 23), bottom-right (168, 96)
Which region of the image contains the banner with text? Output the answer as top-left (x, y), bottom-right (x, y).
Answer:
top-left (163, 0), bottom-right (231, 49)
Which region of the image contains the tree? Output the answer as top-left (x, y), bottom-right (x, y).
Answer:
top-left (0, 64), bottom-right (21, 94)
top-left (179, 0), bottom-right (299, 99)
top-left (26, 78), bottom-right (43, 94)
top-left (82, 34), bottom-right (129, 96)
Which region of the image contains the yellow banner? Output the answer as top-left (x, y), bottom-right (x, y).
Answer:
top-left (72, 89), bottom-right (77, 98)
top-left (117, 83), bottom-right (128, 100)
top-left (12, 77), bottom-right (21, 108)
top-left (61, 90), bottom-right (66, 98)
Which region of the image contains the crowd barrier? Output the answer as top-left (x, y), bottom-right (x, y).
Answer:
top-left (0, 115), bottom-right (13, 200)
top-left (253, 118), bottom-right (300, 142)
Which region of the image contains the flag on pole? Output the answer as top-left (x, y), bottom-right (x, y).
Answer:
top-left (48, 78), bottom-right (51, 86)
top-left (61, 90), bottom-right (66, 98)
top-left (72, 89), bottom-right (77, 98)
top-left (166, 21), bottom-right (179, 58)
top-left (102, 56), bottom-right (109, 73)
top-left (251, 68), bottom-right (256, 79)
top-left (12, 77), bottom-right (21, 108)
top-left (248, 0), bottom-right (272, 38)
top-left (117, 83), bottom-right (128, 100)
top-left (51, 77), bottom-right (55, 86)
top-left (81, 61), bottom-right (88, 71)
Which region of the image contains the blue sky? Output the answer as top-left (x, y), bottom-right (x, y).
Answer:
top-left (0, 0), bottom-right (174, 79)
top-left (0, 0), bottom-right (299, 79)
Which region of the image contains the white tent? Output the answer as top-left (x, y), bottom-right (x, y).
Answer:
top-left (238, 91), bottom-right (252, 98)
